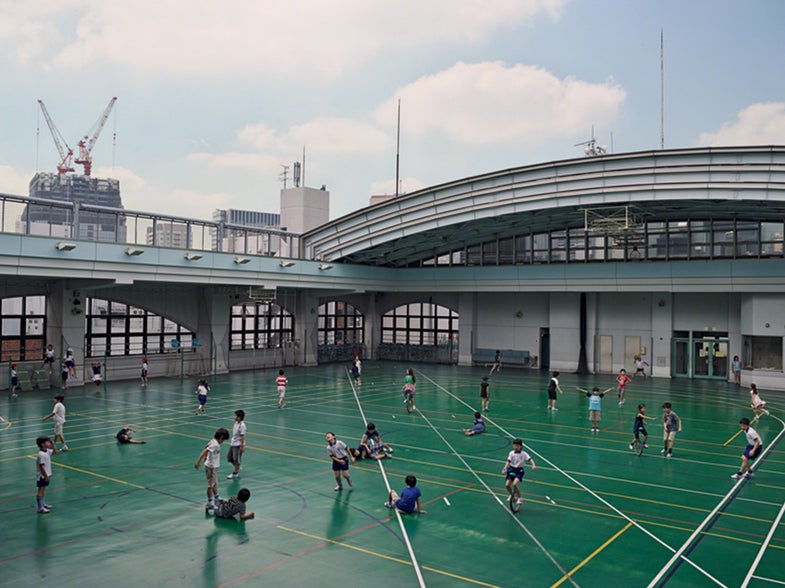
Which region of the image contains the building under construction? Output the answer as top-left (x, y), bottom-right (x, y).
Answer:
top-left (23, 172), bottom-right (126, 241)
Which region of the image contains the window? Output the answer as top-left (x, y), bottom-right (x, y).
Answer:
top-left (85, 298), bottom-right (194, 357)
top-left (381, 302), bottom-right (459, 345)
top-left (230, 302), bottom-right (294, 350)
top-left (318, 301), bottom-right (364, 345)
top-left (0, 296), bottom-right (45, 361)
top-left (742, 335), bottom-right (783, 371)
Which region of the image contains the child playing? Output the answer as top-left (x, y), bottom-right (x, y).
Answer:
top-left (65, 347), bottom-right (77, 379)
top-left (35, 436), bottom-right (56, 514)
top-left (502, 438), bottom-right (536, 507)
top-left (750, 383), bottom-right (770, 418)
top-left (547, 371), bottom-right (563, 412)
top-left (463, 411), bottom-right (486, 436)
top-left (141, 357), bottom-right (149, 387)
top-left (325, 432), bottom-right (354, 491)
top-left (195, 379), bottom-right (210, 415)
top-left (384, 475), bottom-right (425, 514)
top-left (352, 356), bottom-right (362, 387)
top-left (732, 355), bottom-right (741, 385)
top-left (661, 402), bottom-right (682, 458)
top-left (61, 361), bottom-right (69, 390)
top-left (488, 350), bottom-right (501, 376)
top-left (42, 394), bottom-right (68, 451)
top-left (731, 417), bottom-right (763, 480)
top-left (213, 487), bottom-right (255, 520)
top-left (91, 362), bottom-right (103, 386)
top-left (629, 404), bottom-right (655, 450)
top-left (577, 386), bottom-right (613, 432)
top-left (276, 369), bottom-right (288, 409)
top-left (633, 355), bottom-right (649, 377)
top-left (616, 369), bottom-right (631, 406)
top-left (116, 426), bottom-right (146, 444)
top-left (194, 427), bottom-right (230, 511)
top-left (43, 344), bottom-right (56, 375)
top-left (351, 422), bottom-right (392, 460)
top-left (402, 368), bottom-right (416, 410)
top-left (480, 376), bottom-right (490, 412)
top-left (227, 410), bottom-right (246, 479)
top-left (10, 363), bottom-right (20, 397)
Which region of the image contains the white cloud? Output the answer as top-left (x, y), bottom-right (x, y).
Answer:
top-left (238, 118), bottom-right (391, 155)
top-left (697, 103), bottom-right (785, 146)
top-left (0, 164), bottom-right (33, 194)
top-left (2, 0), bottom-right (566, 78)
top-left (375, 61), bottom-right (626, 145)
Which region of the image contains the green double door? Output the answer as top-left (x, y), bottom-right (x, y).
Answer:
top-left (673, 337), bottom-right (729, 379)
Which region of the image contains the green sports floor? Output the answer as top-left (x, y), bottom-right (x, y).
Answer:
top-left (1, 362), bottom-right (783, 588)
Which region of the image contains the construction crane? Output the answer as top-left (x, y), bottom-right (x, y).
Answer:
top-left (37, 99), bottom-right (75, 174)
top-left (75, 97), bottom-right (117, 176)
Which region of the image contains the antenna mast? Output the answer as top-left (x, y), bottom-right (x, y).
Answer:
top-left (660, 29), bottom-right (665, 149)
top-left (395, 98), bottom-right (400, 197)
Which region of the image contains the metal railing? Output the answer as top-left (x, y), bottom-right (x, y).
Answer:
top-left (0, 191), bottom-right (301, 257)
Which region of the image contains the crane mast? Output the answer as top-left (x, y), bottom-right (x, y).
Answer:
top-left (37, 99), bottom-right (74, 174)
top-left (75, 96), bottom-right (117, 176)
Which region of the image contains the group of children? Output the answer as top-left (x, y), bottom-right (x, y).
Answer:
top-left (193, 410), bottom-right (255, 520)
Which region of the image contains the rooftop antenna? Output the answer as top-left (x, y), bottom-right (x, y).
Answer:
top-left (395, 97), bottom-right (401, 197)
top-left (660, 29), bottom-right (665, 149)
top-left (279, 164), bottom-right (289, 189)
top-left (574, 125), bottom-right (607, 157)
top-left (302, 145), bottom-right (306, 187)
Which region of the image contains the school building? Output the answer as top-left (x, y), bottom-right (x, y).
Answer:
top-left (2, 145), bottom-right (784, 390)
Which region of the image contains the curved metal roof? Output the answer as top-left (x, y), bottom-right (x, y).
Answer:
top-left (302, 145), bottom-right (785, 267)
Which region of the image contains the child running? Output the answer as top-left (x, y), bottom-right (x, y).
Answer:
top-left (749, 383), bottom-right (770, 418)
top-left (194, 427), bottom-right (230, 511)
top-left (276, 369), bottom-right (288, 409)
top-left (629, 404), bottom-right (655, 450)
top-left (502, 438), bottom-right (536, 507)
top-left (195, 379), bottom-right (209, 415)
top-left (661, 402), bottom-right (682, 458)
top-left (616, 369), bottom-right (631, 406)
top-left (480, 376), bottom-right (490, 412)
top-left (325, 432), bottom-right (354, 491)
top-left (731, 417), bottom-right (763, 480)
top-left (577, 386), bottom-right (613, 432)
top-left (402, 368), bottom-right (416, 410)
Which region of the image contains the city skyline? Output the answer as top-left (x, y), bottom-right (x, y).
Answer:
top-left (1, 0), bottom-right (784, 223)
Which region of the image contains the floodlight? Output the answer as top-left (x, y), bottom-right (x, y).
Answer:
top-left (318, 263), bottom-right (333, 271)
top-left (279, 261), bottom-right (295, 268)
top-left (234, 256), bottom-right (251, 265)
top-left (125, 247), bottom-right (145, 256)
top-left (56, 242), bottom-right (77, 251)
top-left (184, 252), bottom-right (203, 261)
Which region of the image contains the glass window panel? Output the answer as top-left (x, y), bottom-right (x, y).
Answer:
top-left (26, 317), bottom-right (44, 335)
top-left (2, 318), bottom-right (20, 336)
top-left (2, 297), bottom-right (22, 313)
top-left (110, 336), bottom-right (126, 355)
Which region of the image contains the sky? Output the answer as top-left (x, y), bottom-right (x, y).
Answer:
top-left (1, 0), bottom-right (784, 222)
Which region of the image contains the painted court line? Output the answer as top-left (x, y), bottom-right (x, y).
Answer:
top-left (418, 370), bottom-right (726, 588)
top-left (346, 368), bottom-right (426, 588)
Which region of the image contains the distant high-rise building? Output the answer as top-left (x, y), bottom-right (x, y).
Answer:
top-left (22, 172), bottom-right (126, 241)
top-left (211, 208), bottom-right (281, 252)
top-left (146, 223), bottom-right (191, 248)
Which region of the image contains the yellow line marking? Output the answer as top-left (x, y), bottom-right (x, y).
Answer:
top-left (551, 522), bottom-right (633, 588)
top-left (28, 456), bottom-right (147, 490)
top-left (278, 525), bottom-right (501, 587)
top-left (723, 427), bottom-right (743, 446)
